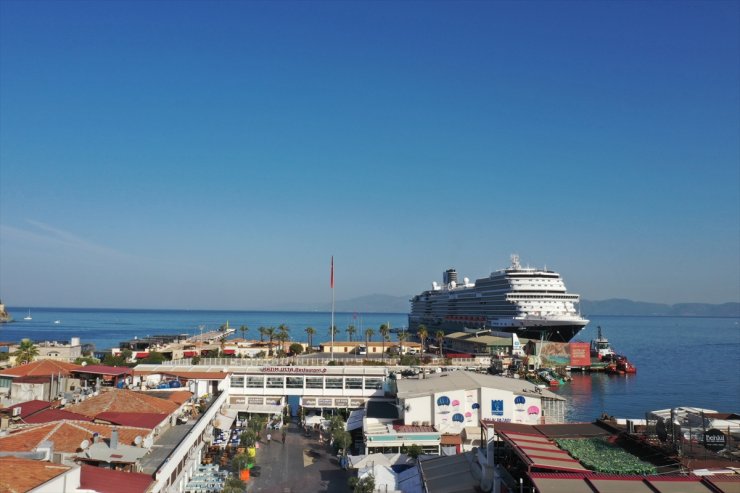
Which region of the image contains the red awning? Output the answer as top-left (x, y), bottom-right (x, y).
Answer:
top-left (183, 351), bottom-right (197, 357)
top-left (222, 349), bottom-right (236, 355)
top-left (136, 352), bottom-right (149, 359)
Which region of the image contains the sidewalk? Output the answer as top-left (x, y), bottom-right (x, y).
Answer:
top-left (245, 419), bottom-right (349, 493)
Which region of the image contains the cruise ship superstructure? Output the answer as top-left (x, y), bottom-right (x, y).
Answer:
top-left (409, 255), bottom-right (588, 342)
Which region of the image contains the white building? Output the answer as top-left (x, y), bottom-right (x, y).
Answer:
top-left (394, 371), bottom-right (565, 435)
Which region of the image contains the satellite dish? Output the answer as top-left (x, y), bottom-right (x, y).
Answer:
top-left (134, 436), bottom-right (143, 446)
top-left (81, 361), bottom-right (87, 366)
top-left (143, 436), bottom-right (153, 449)
top-left (80, 439), bottom-right (90, 450)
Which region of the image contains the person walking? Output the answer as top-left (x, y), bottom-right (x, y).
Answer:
top-left (266, 432), bottom-right (272, 444)
top-left (281, 431), bottom-right (286, 445)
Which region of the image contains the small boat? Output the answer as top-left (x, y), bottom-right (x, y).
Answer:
top-left (23, 310), bottom-right (32, 321)
top-left (590, 325), bottom-right (615, 360)
top-left (54, 320), bottom-right (61, 324)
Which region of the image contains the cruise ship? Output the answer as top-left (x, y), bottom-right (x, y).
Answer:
top-left (408, 255), bottom-right (589, 342)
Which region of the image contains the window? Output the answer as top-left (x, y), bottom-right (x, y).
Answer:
top-left (325, 377), bottom-right (343, 389)
top-left (345, 378), bottom-right (362, 389)
top-left (266, 377), bottom-right (284, 389)
top-left (230, 376), bottom-right (245, 388)
top-left (306, 377), bottom-right (323, 389)
top-left (364, 378), bottom-right (383, 390)
top-left (246, 376), bottom-right (264, 388)
top-left (0, 378), bottom-right (10, 389)
top-left (286, 376), bottom-right (304, 389)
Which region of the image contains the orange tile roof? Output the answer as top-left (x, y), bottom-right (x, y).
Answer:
top-left (65, 388), bottom-right (179, 418)
top-left (0, 420), bottom-right (150, 453)
top-left (161, 390), bottom-right (193, 404)
top-left (0, 359), bottom-right (83, 378)
top-left (79, 465), bottom-right (153, 493)
top-left (0, 456), bottom-right (71, 493)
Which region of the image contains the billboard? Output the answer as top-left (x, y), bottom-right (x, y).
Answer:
top-left (569, 342), bottom-right (591, 367)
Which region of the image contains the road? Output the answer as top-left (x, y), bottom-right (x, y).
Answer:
top-left (245, 419), bottom-right (349, 493)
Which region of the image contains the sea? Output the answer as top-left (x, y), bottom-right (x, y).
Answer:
top-left (2, 307), bottom-right (739, 423)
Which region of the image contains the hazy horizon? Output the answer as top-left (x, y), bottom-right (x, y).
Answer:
top-left (1, 2), bottom-right (738, 309)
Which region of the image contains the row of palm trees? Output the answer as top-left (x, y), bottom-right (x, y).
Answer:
top-left (234, 322), bottom-right (445, 357)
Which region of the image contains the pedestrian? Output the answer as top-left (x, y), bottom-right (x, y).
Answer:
top-left (267, 433), bottom-right (272, 444)
top-left (281, 432), bottom-right (286, 445)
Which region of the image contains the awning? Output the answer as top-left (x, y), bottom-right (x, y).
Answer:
top-left (305, 414), bottom-right (323, 427)
top-left (222, 349), bottom-right (236, 355)
top-left (346, 409), bottom-right (365, 432)
top-left (136, 352), bottom-right (149, 359)
top-left (183, 351), bottom-right (197, 357)
top-left (440, 434), bottom-right (462, 445)
top-left (214, 409), bottom-right (238, 430)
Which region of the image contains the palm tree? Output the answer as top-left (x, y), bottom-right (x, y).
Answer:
top-left (417, 325), bottom-right (428, 355)
top-left (258, 326), bottom-right (267, 343)
top-left (265, 327), bottom-right (276, 356)
top-left (364, 328), bottom-right (374, 358)
top-left (275, 332), bottom-right (289, 356)
top-left (397, 331), bottom-right (407, 357)
top-left (239, 325), bottom-right (248, 341)
top-left (305, 327), bottom-right (316, 351)
top-left (436, 330), bottom-right (445, 357)
top-left (346, 325), bottom-right (356, 342)
top-left (16, 338), bottom-right (38, 364)
top-left (379, 324), bottom-right (390, 361)
top-left (328, 325), bottom-right (339, 339)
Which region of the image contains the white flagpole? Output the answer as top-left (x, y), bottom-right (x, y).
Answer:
top-left (331, 256), bottom-right (335, 361)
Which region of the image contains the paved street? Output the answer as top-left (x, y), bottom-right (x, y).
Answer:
top-left (245, 420), bottom-right (349, 493)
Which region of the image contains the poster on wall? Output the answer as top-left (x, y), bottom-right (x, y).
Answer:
top-left (491, 400), bottom-right (504, 416)
top-left (437, 396), bottom-right (451, 414)
top-left (513, 396), bottom-right (526, 423)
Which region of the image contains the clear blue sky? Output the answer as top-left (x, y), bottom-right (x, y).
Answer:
top-left (1, 1), bottom-right (738, 309)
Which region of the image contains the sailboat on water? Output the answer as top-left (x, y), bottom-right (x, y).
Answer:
top-left (23, 309), bottom-right (32, 321)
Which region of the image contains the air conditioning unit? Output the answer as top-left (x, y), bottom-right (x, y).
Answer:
top-left (11, 407), bottom-right (21, 417)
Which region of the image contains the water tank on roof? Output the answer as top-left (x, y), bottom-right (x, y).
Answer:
top-left (70, 337), bottom-right (80, 346)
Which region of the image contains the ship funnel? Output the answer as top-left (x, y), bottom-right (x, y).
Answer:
top-left (443, 269), bottom-right (458, 286)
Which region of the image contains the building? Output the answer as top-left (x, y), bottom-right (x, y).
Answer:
top-left (0, 359), bottom-right (83, 404)
top-left (443, 331), bottom-right (522, 356)
top-left (394, 371), bottom-right (565, 434)
top-left (318, 340), bottom-right (422, 355)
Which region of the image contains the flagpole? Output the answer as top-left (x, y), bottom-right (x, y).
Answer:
top-left (331, 256), bottom-right (335, 361)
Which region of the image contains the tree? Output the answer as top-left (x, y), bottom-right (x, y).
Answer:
top-left (406, 444), bottom-right (423, 461)
top-left (328, 325), bottom-right (339, 339)
top-left (436, 330), bottom-right (445, 357)
top-left (417, 325), bottom-right (428, 355)
top-left (305, 327), bottom-right (315, 351)
top-left (289, 343), bottom-right (304, 355)
top-left (364, 328), bottom-right (374, 358)
top-left (346, 325), bottom-right (356, 342)
top-left (74, 356), bottom-right (99, 366)
top-left (222, 476), bottom-right (246, 493)
top-left (349, 474), bottom-right (375, 493)
top-left (232, 452), bottom-right (251, 472)
top-left (264, 327), bottom-right (276, 356)
top-left (379, 324), bottom-right (390, 361)
top-left (15, 339), bottom-right (38, 364)
top-left (397, 331), bottom-right (407, 357)
top-left (239, 325), bottom-right (248, 341)
top-left (333, 430), bottom-right (352, 456)
top-left (239, 430), bottom-right (258, 447)
top-left (258, 326), bottom-right (267, 342)
top-left (141, 351), bottom-right (166, 364)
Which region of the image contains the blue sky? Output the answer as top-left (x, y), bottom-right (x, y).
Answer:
top-left (1, 1), bottom-right (738, 309)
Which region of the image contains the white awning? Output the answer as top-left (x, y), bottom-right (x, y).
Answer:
top-left (214, 411), bottom-right (236, 430)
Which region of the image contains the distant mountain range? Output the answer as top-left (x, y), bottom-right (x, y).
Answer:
top-left (275, 295), bottom-right (739, 317)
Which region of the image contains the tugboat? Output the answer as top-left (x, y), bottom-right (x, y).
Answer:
top-left (590, 326), bottom-right (616, 360)
top-left (606, 355), bottom-right (637, 374)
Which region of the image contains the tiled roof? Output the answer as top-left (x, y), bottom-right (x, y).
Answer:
top-left (72, 365), bottom-right (133, 376)
top-left (95, 411), bottom-right (167, 429)
top-left (24, 408), bottom-right (93, 424)
top-left (5, 400), bottom-right (50, 419)
top-left (79, 464), bottom-right (153, 493)
top-left (0, 420), bottom-right (150, 453)
top-left (134, 369), bottom-right (228, 380)
top-left (0, 456), bottom-right (71, 493)
top-left (0, 359), bottom-right (82, 378)
top-left (393, 424), bottom-right (437, 433)
top-left (142, 390), bottom-right (193, 404)
top-left (65, 388), bottom-right (179, 417)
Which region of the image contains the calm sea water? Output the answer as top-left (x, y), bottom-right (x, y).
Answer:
top-left (2, 308), bottom-right (738, 422)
